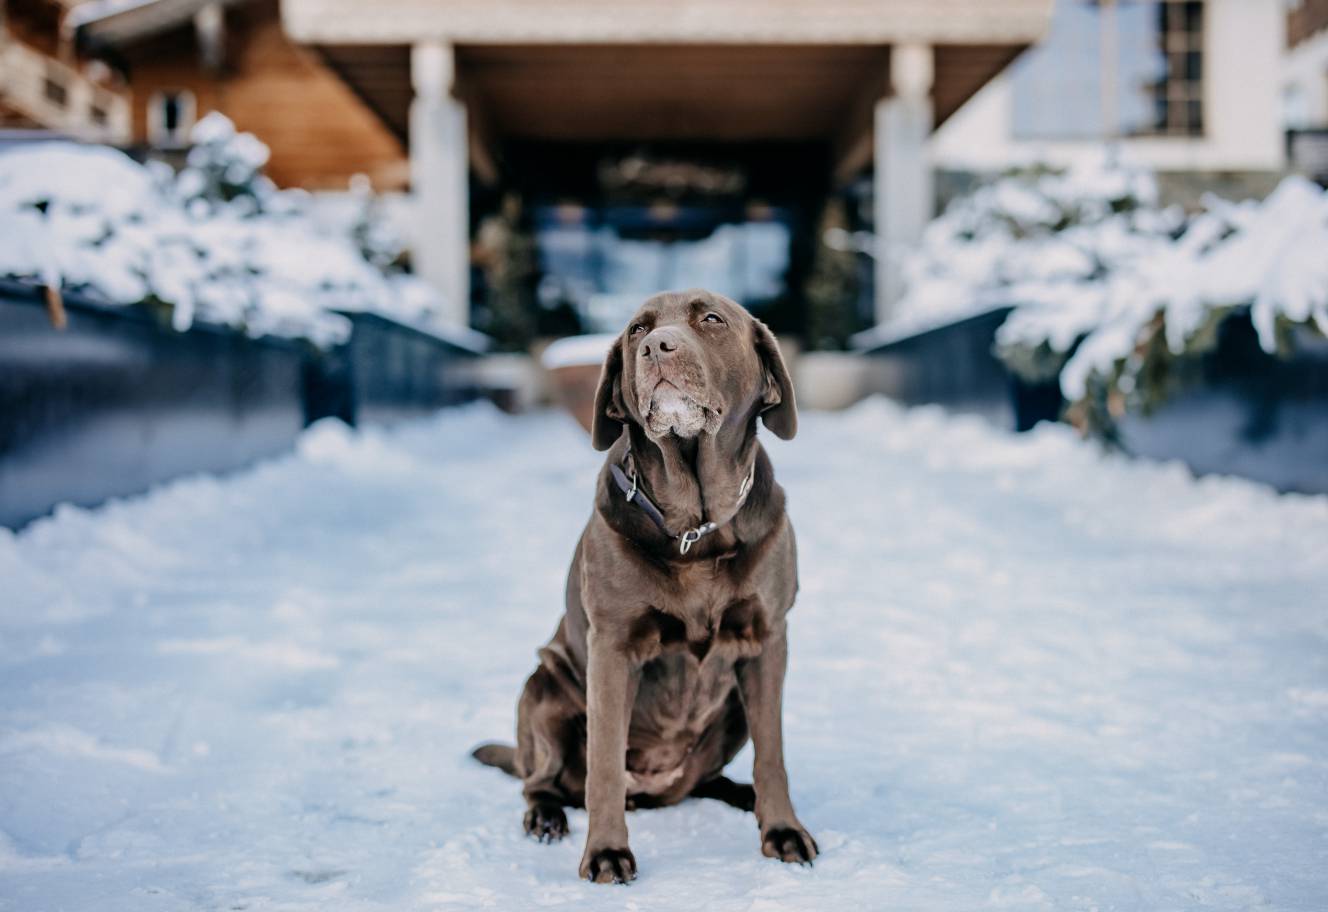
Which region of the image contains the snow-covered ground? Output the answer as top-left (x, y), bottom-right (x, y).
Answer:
top-left (2, 402), bottom-right (1326, 911)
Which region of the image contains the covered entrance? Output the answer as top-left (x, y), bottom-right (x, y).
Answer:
top-left (282, 0), bottom-right (1053, 339)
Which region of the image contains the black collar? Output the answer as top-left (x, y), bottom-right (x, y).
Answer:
top-left (608, 442), bottom-right (756, 555)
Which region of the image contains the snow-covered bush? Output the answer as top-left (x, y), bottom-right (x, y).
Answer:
top-left (175, 112), bottom-right (280, 216)
top-left (881, 155), bottom-right (1328, 440)
top-left (997, 176), bottom-right (1328, 438)
top-left (0, 115), bottom-right (460, 348)
top-left (881, 155), bottom-right (1185, 349)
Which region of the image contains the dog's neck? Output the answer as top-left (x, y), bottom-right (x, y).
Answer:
top-left (626, 419), bottom-right (758, 534)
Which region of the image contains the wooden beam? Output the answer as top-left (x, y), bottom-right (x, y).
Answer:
top-left (459, 84), bottom-right (499, 185)
top-left (316, 45), bottom-right (409, 145)
top-left (832, 51), bottom-right (890, 185)
top-left (834, 43), bottom-right (1028, 185)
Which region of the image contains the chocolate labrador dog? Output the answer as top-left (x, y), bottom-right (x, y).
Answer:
top-left (472, 289), bottom-right (816, 883)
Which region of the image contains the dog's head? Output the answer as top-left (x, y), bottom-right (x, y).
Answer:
top-left (591, 289), bottom-right (796, 451)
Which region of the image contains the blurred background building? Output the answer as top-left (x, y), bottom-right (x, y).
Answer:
top-left (1286, 0), bottom-right (1328, 177)
top-left (6, 0), bottom-right (1325, 345)
top-left (3, 0), bottom-right (1327, 524)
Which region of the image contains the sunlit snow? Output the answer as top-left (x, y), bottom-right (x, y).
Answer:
top-left (1, 402), bottom-right (1325, 910)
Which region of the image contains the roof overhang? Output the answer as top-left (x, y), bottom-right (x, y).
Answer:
top-left (282, 0), bottom-right (1053, 47)
top-left (287, 0), bottom-right (1052, 180)
top-left (70, 0), bottom-right (249, 46)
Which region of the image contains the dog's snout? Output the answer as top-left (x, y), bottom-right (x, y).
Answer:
top-left (641, 328), bottom-right (683, 362)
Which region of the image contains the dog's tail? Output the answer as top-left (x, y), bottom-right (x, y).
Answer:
top-left (471, 742), bottom-right (519, 777)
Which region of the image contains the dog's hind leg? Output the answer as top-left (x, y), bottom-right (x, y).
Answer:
top-left (515, 663), bottom-right (586, 843)
top-left (690, 775), bottom-right (756, 812)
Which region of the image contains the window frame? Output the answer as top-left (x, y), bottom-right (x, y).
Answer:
top-left (146, 88), bottom-right (198, 148)
top-left (1009, 0), bottom-right (1207, 141)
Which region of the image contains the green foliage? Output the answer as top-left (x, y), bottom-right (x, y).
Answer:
top-left (473, 196), bottom-right (538, 352)
top-left (1058, 306), bottom-right (1271, 444)
top-left (804, 199), bottom-right (862, 351)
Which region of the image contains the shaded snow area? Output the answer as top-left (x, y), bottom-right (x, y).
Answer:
top-left (2, 402), bottom-right (1327, 910)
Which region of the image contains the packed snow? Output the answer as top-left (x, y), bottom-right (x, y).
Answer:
top-left (864, 156), bottom-right (1328, 402)
top-left (0, 115), bottom-right (461, 347)
top-left (2, 402), bottom-right (1326, 910)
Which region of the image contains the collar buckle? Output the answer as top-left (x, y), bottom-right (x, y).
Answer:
top-left (678, 521), bottom-right (719, 555)
top-left (679, 528), bottom-right (702, 555)
top-left (613, 443), bottom-right (755, 557)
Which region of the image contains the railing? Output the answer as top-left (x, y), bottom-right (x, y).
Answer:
top-left (0, 36), bottom-right (131, 143)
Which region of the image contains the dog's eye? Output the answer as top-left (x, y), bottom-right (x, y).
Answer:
top-left (702, 312), bottom-right (725, 325)
top-left (628, 323), bottom-right (647, 335)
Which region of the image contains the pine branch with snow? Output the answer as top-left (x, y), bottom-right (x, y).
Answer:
top-left (0, 115), bottom-right (461, 348)
top-left (881, 154), bottom-right (1328, 441)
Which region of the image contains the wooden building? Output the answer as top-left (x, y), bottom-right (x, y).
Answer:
top-left (280, 0), bottom-right (1054, 330)
top-left (37, 0), bottom-right (1054, 335)
top-left (72, 0), bottom-right (407, 189)
top-left (0, 0), bottom-right (130, 142)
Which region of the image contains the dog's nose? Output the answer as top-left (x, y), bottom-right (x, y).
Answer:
top-left (641, 328), bottom-right (682, 362)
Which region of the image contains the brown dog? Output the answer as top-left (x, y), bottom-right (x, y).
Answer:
top-left (473, 289), bottom-right (816, 883)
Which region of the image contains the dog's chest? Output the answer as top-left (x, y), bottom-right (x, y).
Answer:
top-left (626, 649), bottom-right (737, 791)
top-left (625, 585), bottom-right (767, 666)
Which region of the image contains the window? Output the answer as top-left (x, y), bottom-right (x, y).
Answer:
top-left (89, 89), bottom-right (120, 130)
top-left (1151, 0), bottom-right (1204, 135)
top-left (43, 69), bottom-right (68, 108)
top-left (147, 89), bottom-right (197, 147)
top-left (1012, 0), bottom-right (1205, 139)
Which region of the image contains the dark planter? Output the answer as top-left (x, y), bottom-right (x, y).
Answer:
top-left (862, 304), bottom-right (1328, 494)
top-left (861, 306), bottom-right (1062, 431)
top-left (0, 282), bottom-right (309, 528)
top-left (0, 282), bottom-right (482, 529)
top-left (325, 311), bottom-right (483, 427)
top-left (1119, 316), bottom-right (1328, 494)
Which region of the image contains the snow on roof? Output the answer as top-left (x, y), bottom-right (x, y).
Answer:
top-left (70, 0), bottom-right (248, 43)
top-left (65, 0), bottom-right (164, 29)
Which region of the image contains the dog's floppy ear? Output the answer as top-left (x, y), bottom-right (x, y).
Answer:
top-left (753, 319), bottom-right (797, 440)
top-left (591, 335), bottom-right (628, 451)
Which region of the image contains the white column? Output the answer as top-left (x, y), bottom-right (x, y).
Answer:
top-left (410, 40), bottom-right (470, 328)
top-left (874, 43), bottom-right (934, 325)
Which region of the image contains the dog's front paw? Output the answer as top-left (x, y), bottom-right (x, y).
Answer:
top-left (524, 803), bottom-right (568, 842)
top-left (761, 823), bottom-right (819, 865)
top-left (579, 846), bottom-right (637, 884)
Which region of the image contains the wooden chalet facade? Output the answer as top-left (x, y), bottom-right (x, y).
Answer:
top-left (71, 0), bottom-right (407, 189)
